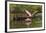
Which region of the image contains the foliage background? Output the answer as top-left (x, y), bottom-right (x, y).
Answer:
top-left (9, 4), bottom-right (42, 29)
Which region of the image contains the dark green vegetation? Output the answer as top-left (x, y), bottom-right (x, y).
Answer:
top-left (9, 4), bottom-right (42, 29)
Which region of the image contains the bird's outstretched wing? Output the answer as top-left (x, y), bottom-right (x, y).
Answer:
top-left (25, 9), bottom-right (32, 17)
top-left (32, 11), bottom-right (38, 16)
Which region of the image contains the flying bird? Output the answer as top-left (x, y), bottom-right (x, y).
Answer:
top-left (24, 9), bottom-right (38, 27)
